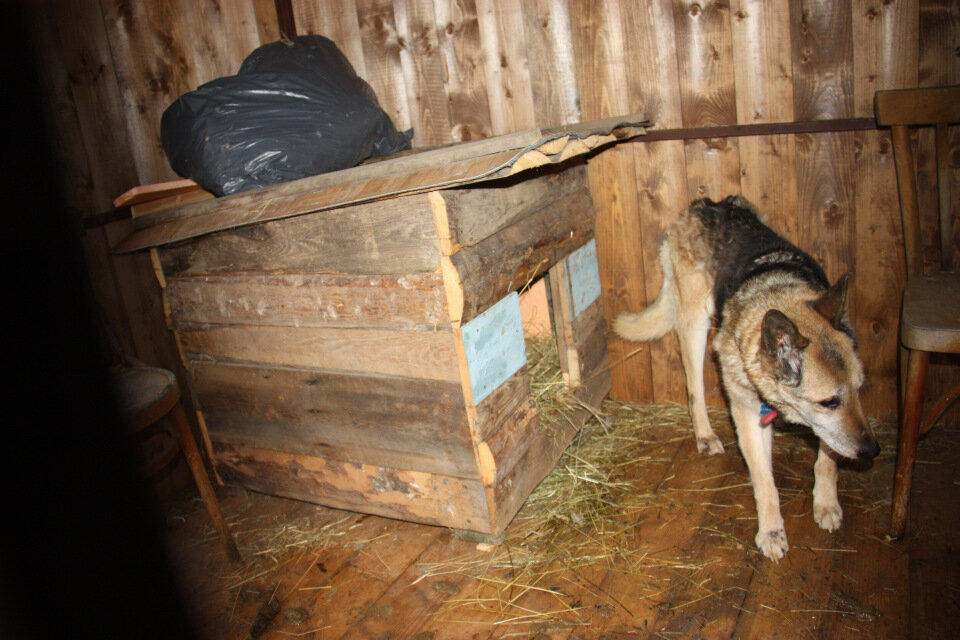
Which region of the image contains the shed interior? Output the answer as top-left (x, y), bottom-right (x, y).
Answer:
top-left (6, 1), bottom-right (960, 639)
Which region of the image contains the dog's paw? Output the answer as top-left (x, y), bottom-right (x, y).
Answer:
top-left (696, 435), bottom-right (725, 455)
top-left (814, 501), bottom-right (843, 532)
top-left (755, 528), bottom-right (789, 561)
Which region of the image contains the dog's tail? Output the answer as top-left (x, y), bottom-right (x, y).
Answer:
top-left (612, 244), bottom-right (676, 342)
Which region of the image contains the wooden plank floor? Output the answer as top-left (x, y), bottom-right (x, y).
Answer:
top-left (160, 404), bottom-right (960, 640)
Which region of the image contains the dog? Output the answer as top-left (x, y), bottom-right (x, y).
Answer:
top-left (613, 196), bottom-right (879, 561)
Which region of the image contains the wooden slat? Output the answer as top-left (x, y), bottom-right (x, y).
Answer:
top-left (569, 0), bottom-right (653, 403)
top-left (731, 0), bottom-right (794, 124)
top-left (475, 392), bottom-right (539, 486)
top-left (918, 0), bottom-right (960, 89)
top-left (477, 0), bottom-right (536, 135)
top-left (395, 0), bottom-right (452, 146)
top-left (738, 135), bottom-right (800, 243)
top-left (156, 193), bottom-right (440, 277)
top-left (165, 272), bottom-right (448, 330)
top-left (570, 298), bottom-right (609, 384)
top-left (251, 0), bottom-right (282, 44)
top-left (853, 129), bottom-right (908, 417)
top-left (112, 179), bottom-right (203, 208)
top-left (795, 131), bottom-right (857, 281)
top-left (790, 0), bottom-right (853, 121)
top-left (192, 361), bottom-right (475, 478)
top-left (357, 0), bottom-right (414, 134)
top-left (213, 442), bottom-right (493, 531)
top-left (435, 0), bottom-right (494, 142)
top-left (520, 0), bottom-right (581, 129)
top-left (435, 162), bottom-right (588, 252)
top-left (473, 365), bottom-right (533, 442)
top-left (177, 324), bottom-right (461, 381)
top-left (449, 184), bottom-right (595, 324)
top-left (853, 0), bottom-right (919, 118)
top-left (673, 0), bottom-right (737, 128)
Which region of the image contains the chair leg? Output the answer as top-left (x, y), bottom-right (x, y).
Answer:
top-left (170, 402), bottom-right (242, 563)
top-left (891, 348), bottom-right (929, 539)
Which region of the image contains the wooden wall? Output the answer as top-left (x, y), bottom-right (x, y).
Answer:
top-left (30, 0), bottom-right (960, 420)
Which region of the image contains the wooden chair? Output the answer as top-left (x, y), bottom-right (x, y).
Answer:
top-left (875, 86), bottom-right (960, 539)
top-left (112, 365), bottom-right (241, 563)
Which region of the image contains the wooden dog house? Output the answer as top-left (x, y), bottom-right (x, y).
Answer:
top-left (116, 116), bottom-right (646, 535)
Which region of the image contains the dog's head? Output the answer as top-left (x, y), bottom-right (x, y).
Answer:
top-left (759, 275), bottom-right (880, 461)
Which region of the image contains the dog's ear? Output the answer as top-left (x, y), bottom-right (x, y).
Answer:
top-left (810, 274), bottom-right (850, 330)
top-left (761, 309), bottom-right (809, 386)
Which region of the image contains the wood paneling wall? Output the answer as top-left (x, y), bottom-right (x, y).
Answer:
top-left (30, 0), bottom-right (960, 419)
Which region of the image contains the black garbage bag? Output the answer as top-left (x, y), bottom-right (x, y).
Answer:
top-left (161, 36), bottom-right (412, 196)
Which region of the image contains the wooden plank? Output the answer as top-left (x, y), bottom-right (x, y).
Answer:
top-left (395, 0), bottom-right (452, 146)
top-left (628, 0), bottom-right (687, 411)
top-left (918, 0), bottom-right (960, 89)
top-left (795, 131), bottom-right (857, 283)
top-left (477, 0), bottom-right (536, 135)
top-left (157, 193), bottom-right (440, 277)
top-left (435, 162), bottom-right (588, 252)
top-left (286, 516), bottom-right (443, 640)
top-left (473, 365), bottom-right (533, 442)
top-left (165, 272), bottom-right (448, 330)
top-left (436, 0), bottom-right (494, 142)
top-left (192, 361), bottom-right (475, 478)
top-left (853, 0), bottom-right (919, 119)
top-left (449, 184), bottom-right (595, 324)
top-left (251, 0), bottom-right (282, 44)
top-left (738, 135), bottom-right (800, 243)
top-left (112, 179), bottom-right (203, 208)
top-left (356, 0), bottom-right (415, 135)
top-left (213, 442), bottom-right (493, 531)
top-left (476, 391), bottom-right (540, 486)
top-left (731, 0), bottom-right (794, 124)
top-left (673, 0), bottom-right (737, 127)
top-left (177, 324), bottom-right (461, 381)
top-left (789, 0), bottom-right (854, 121)
top-left (460, 292), bottom-right (528, 404)
top-left (548, 256), bottom-right (580, 385)
top-left (520, 0), bottom-right (581, 129)
top-left (851, 129), bottom-right (905, 419)
top-left (569, 1), bottom-right (652, 403)
top-left (571, 298), bottom-right (610, 387)
top-left (632, 141), bottom-right (687, 406)
top-left (337, 532), bottom-right (482, 640)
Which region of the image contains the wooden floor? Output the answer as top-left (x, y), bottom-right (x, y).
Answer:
top-left (160, 404), bottom-right (960, 640)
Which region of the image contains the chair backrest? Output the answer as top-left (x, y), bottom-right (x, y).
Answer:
top-left (875, 86), bottom-right (960, 278)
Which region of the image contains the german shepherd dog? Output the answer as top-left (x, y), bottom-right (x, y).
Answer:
top-left (613, 196), bottom-right (879, 561)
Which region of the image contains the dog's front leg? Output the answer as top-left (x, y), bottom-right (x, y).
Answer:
top-left (813, 442), bottom-right (842, 531)
top-left (730, 394), bottom-right (788, 561)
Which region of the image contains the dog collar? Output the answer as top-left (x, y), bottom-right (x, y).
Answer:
top-left (760, 402), bottom-right (778, 425)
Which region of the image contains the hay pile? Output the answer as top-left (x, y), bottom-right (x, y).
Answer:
top-left (415, 336), bottom-right (741, 625)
